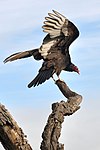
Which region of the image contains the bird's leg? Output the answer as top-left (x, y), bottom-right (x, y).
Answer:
top-left (57, 75), bottom-right (61, 80)
top-left (57, 75), bottom-right (64, 82)
top-left (52, 75), bottom-right (56, 82)
top-left (52, 75), bottom-right (64, 82)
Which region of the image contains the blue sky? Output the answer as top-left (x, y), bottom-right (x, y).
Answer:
top-left (0, 0), bottom-right (100, 149)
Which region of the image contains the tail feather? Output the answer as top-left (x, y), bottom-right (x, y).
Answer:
top-left (3, 49), bottom-right (43, 63)
top-left (28, 67), bottom-right (54, 88)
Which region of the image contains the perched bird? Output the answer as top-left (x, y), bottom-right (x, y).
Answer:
top-left (4, 10), bottom-right (80, 88)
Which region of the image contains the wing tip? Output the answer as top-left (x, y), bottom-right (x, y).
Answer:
top-left (52, 10), bottom-right (66, 19)
top-left (52, 10), bottom-right (57, 14)
top-left (28, 83), bottom-right (35, 88)
top-left (3, 58), bottom-right (9, 64)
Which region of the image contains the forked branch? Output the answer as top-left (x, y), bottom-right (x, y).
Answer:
top-left (40, 80), bottom-right (82, 150)
top-left (0, 80), bottom-right (82, 150)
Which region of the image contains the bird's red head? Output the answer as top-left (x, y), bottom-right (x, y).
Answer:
top-left (72, 65), bottom-right (80, 74)
top-left (65, 63), bottom-right (80, 74)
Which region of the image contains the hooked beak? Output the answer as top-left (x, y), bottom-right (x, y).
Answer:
top-left (74, 67), bottom-right (80, 74)
top-left (76, 69), bottom-right (80, 74)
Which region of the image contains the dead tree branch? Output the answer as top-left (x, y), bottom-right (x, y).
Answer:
top-left (0, 80), bottom-right (82, 150)
top-left (40, 80), bottom-right (82, 150)
top-left (0, 104), bottom-right (32, 150)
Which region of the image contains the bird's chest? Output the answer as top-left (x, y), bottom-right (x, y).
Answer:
top-left (55, 53), bottom-right (68, 69)
top-left (50, 51), bottom-right (68, 75)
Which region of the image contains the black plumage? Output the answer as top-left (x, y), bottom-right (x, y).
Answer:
top-left (4, 10), bottom-right (80, 88)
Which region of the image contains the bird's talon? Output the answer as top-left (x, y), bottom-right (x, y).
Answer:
top-left (58, 79), bottom-right (64, 82)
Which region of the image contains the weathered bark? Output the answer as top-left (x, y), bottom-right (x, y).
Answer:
top-left (40, 80), bottom-right (82, 150)
top-left (0, 80), bottom-right (82, 150)
top-left (0, 104), bottom-right (32, 150)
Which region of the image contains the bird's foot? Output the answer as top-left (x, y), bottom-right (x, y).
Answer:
top-left (52, 76), bottom-right (64, 83)
top-left (57, 78), bottom-right (64, 82)
top-left (57, 75), bottom-right (64, 82)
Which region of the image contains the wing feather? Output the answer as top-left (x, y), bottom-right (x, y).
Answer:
top-left (48, 13), bottom-right (64, 25)
top-left (42, 10), bottom-right (67, 38)
top-left (53, 10), bottom-right (66, 22)
top-left (42, 10), bottom-right (79, 42)
top-left (40, 10), bottom-right (79, 59)
top-left (44, 21), bottom-right (60, 29)
top-left (45, 17), bottom-right (61, 27)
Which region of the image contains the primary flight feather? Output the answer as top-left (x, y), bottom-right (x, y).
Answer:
top-left (4, 10), bottom-right (80, 88)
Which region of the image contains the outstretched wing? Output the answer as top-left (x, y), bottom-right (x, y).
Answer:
top-left (3, 49), bottom-right (43, 63)
top-left (42, 10), bottom-right (79, 45)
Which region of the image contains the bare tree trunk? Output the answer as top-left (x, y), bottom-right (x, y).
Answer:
top-left (0, 80), bottom-right (82, 150)
top-left (40, 80), bottom-right (82, 150)
top-left (0, 104), bottom-right (32, 150)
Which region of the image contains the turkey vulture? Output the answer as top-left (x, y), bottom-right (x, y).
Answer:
top-left (4, 10), bottom-right (80, 88)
